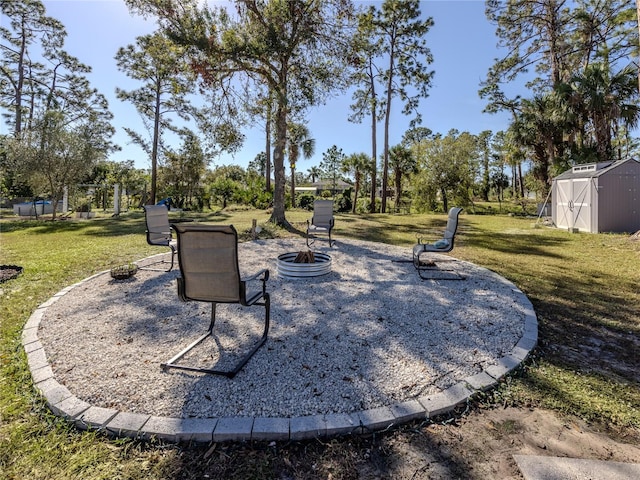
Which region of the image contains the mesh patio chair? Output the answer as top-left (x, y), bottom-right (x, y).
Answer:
top-left (412, 207), bottom-right (463, 279)
top-left (143, 204), bottom-right (177, 271)
top-left (162, 224), bottom-right (270, 378)
top-left (306, 199), bottom-right (335, 247)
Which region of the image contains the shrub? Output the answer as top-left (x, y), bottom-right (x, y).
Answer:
top-left (356, 197), bottom-right (381, 213)
top-left (335, 188), bottom-right (352, 213)
top-left (298, 194), bottom-right (316, 211)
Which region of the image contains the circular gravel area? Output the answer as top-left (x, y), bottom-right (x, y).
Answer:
top-left (36, 238), bottom-right (532, 421)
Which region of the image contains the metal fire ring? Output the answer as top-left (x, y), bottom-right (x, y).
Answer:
top-left (276, 252), bottom-right (332, 278)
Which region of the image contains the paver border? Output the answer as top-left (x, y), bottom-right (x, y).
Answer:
top-left (22, 251), bottom-right (537, 443)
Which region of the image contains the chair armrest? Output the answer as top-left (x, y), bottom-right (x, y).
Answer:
top-left (149, 229), bottom-right (172, 237)
top-left (416, 230), bottom-right (440, 245)
top-left (241, 269), bottom-right (270, 304)
top-left (416, 234), bottom-right (429, 245)
top-left (242, 268), bottom-right (269, 283)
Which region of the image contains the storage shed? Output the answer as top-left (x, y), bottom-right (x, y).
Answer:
top-left (551, 157), bottom-right (640, 233)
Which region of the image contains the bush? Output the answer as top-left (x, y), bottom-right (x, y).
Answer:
top-left (233, 187), bottom-right (272, 210)
top-left (252, 190), bottom-right (273, 210)
top-left (356, 197), bottom-right (381, 213)
top-left (335, 188), bottom-right (352, 213)
top-left (298, 194), bottom-right (315, 211)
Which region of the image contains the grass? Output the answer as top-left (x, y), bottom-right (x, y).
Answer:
top-left (1, 205), bottom-right (639, 478)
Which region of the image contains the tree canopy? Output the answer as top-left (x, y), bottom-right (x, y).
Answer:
top-left (1, 0), bottom-right (116, 217)
top-left (125, 0), bottom-right (357, 226)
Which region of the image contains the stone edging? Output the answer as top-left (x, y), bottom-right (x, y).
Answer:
top-left (22, 253), bottom-right (538, 444)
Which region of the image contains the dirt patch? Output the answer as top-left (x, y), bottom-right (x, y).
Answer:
top-left (392, 407), bottom-right (640, 479)
top-left (172, 406), bottom-right (640, 479)
top-left (335, 407), bottom-right (640, 479)
top-left (0, 265), bottom-right (23, 283)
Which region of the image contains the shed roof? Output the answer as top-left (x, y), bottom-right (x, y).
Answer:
top-left (554, 157), bottom-right (639, 180)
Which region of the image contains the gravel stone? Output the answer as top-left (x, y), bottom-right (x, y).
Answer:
top-left (37, 238), bottom-right (530, 419)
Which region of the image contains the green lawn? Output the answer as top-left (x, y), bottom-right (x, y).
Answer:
top-left (1, 207), bottom-right (639, 479)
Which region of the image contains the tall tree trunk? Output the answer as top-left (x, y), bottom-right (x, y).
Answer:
top-left (14, 28), bottom-right (27, 136)
top-left (441, 187), bottom-right (448, 213)
top-left (352, 172), bottom-right (360, 214)
top-left (369, 60), bottom-right (378, 214)
top-left (290, 165), bottom-right (296, 208)
top-left (518, 162), bottom-right (524, 198)
top-left (270, 85), bottom-right (288, 226)
top-left (394, 169), bottom-right (401, 211)
top-left (382, 56), bottom-right (393, 213)
top-left (265, 98), bottom-right (272, 191)
top-left (150, 83), bottom-right (161, 205)
top-left (482, 154), bottom-right (490, 201)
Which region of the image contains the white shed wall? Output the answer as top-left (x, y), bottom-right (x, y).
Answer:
top-left (552, 158), bottom-right (640, 233)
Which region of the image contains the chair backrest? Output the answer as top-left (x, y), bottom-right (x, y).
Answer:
top-left (443, 207), bottom-right (463, 242)
top-left (173, 224), bottom-right (241, 303)
top-left (312, 200), bottom-right (334, 228)
top-left (143, 205), bottom-right (171, 246)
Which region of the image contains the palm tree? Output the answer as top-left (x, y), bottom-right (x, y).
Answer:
top-left (307, 166), bottom-right (322, 183)
top-left (388, 144), bottom-right (417, 211)
top-left (570, 63), bottom-right (640, 162)
top-left (341, 152), bottom-right (370, 213)
top-left (512, 93), bottom-right (568, 196)
top-left (286, 123), bottom-right (315, 207)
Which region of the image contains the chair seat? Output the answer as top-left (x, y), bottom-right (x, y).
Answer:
top-left (414, 242), bottom-right (450, 255)
top-left (308, 225), bottom-right (330, 233)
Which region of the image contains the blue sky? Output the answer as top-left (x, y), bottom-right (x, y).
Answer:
top-left (41, 0), bottom-right (520, 173)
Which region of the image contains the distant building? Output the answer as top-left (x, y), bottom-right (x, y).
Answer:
top-left (295, 180), bottom-right (352, 196)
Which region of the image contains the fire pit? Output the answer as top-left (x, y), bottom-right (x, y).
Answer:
top-left (276, 251), bottom-right (332, 278)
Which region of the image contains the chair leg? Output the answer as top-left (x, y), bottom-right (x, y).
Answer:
top-left (307, 231), bottom-right (334, 248)
top-left (417, 266), bottom-right (465, 280)
top-left (224, 293), bottom-right (270, 378)
top-left (161, 303), bottom-right (217, 373)
top-left (414, 253), bottom-right (465, 281)
top-left (140, 246), bottom-right (176, 272)
top-left (161, 296), bottom-right (270, 378)
top-left (168, 245), bottom-right (176, 271)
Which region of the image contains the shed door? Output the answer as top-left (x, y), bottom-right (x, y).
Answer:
top-left (571, 179), bottom-right (592, 231)
top-left (555, 179), bottom-right (592, 231)
top-left (555, 180), bottom-right (573, 229)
